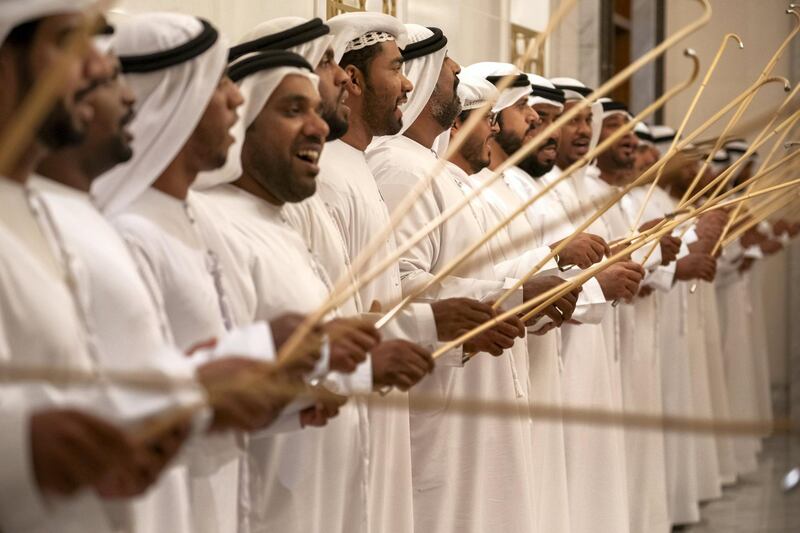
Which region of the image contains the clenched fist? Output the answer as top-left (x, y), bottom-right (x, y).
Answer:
top-left (551, 233), bottom-right (609, 269)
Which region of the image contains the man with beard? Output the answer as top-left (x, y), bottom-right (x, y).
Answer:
top-left (186, 32), bottom-right (399, 529)
top-left (585, 99), bottom-right (682, 533)
top-left (471, 72), bottom-right (632, 533)
top-left (0, 5), bottom-right (198, 532)
top-left (221, 15), bottom-right (446, 533)
top-left (447, 73), bottom-right (583, 533)
top-left (366, 26), bottom-right (562, 533)
top-left (42, 17), bottom-right (329, 533)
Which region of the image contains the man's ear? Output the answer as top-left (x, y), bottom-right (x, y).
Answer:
top-left (343, 64), bottom-right (364, 97)
top-left (450, 116), bottom-right (462, 137)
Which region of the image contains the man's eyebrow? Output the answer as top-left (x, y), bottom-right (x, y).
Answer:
top-left (391, 54), bottom-right (405, 66)
top-left (278, 93), bottom-right (312, 105)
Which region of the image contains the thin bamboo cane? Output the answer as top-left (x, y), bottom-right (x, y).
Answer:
top-left (1, 363), bottom-right (795, 440)
top-left (272, 1), bottom-right (573, 367)
top-left (273, 0), bottom-right (714, 368)
top-left (437, 155), bottom-right (800, 360)
top-left (642, 99), bottom-right (798, 270)
top-left (709, 117), bottom-right (800, 256)
top-left (0, 0), bottom-right (114, 175)
top-left (476, 77), bottom-right (790, 315)
top-left (626, 33), bottom-right (744, 235)
top-left (373, 50), bottom-right (700, 328)
top-left (677, 9), bottom-right (800, 208)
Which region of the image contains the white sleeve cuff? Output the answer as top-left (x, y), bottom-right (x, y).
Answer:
top-left (324, 355), bottom-right (373, 394)
top-left (214, 322), bottom-right (276, 362)
top-left (408, 303), bottom-right (438, 347)
top-left (682, 226), bottom-right (699, 245)
top-left (570, 277), bottom-right (607, 324)
top-left (744, 245), bottom-right (764, 260)
top-left (645, 262), bottom-right (676, 292)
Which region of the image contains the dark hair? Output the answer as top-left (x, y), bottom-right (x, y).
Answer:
top-left (339, 42), bottom-right (383, 80)
top-left (5, 20), bottom-right (41, 47)
top-left (457, 109), bottom-right (472, 123)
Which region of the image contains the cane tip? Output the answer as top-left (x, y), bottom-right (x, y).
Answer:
top-left (683, 48), bottom-right (697, 57)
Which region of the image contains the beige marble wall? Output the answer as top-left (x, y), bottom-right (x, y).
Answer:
top-left (113, 1), bottom-right (571, 69)
top-left (663, 0), bottom-right (793, 139)
top-left (405, 0), bottom-right (512, 66)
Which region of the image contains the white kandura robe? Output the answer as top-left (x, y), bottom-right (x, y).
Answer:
top-left (495, 165), bottom-right (630, 533)
top-left (696, 280), bottom-right (738, 485)
top-left (715, 243), bottom-right (762, 474)
top-left (367, 135), bottom-right (536, 533)
top-left (282, 192), bottom-right (375, 533)
top-left (648, 187), bottom-right (701, 524)
top-left (0, 177), bottom-right (120, 533)
top-left (469, 163), bottom-right (605, 531)
top-left (314, 139), bottom-right (439, 533)
top-left (635, 185), bottom-right (736, 488)
top-left (194, 184), bottom-right (366, 533)
top-left (557, 168), bottom-right (673, 533)
top-left (473, 162), bottom-right (628, 532)
top-left (745, 258), bottom-right (773, 433)
top-left (615, 184), bottom-right (673, 533)
top-left (28, 177), bottom-right (208, 533)
top-left (111, 187), bottom-right (281, 533)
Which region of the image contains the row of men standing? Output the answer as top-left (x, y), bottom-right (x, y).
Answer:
top-left (0, 2), bottom-right (789, 533)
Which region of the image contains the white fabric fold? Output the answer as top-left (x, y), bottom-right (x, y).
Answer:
top-left (92, 13), bottom-right (229, 215)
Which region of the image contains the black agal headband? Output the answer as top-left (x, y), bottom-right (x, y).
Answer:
top-left (601, 100), bottom-right (629, 113)
top-left (554, 83), bottom-right (593, 98)
top-left (227, 49), bottom-right (313, 84)
top-left (120, 18), bottom-right (218, 74)
top-left (531, 84), bottom-right (566, 104)
top-left (401, 27), bottom-right (447, 61)
top-left (228, 18), bottom-right (330, 62)
top-left (486, 74), bottom-right (531, 88)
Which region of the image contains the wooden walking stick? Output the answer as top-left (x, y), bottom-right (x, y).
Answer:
top-left (677, 8), bottom-right (800, 210)
top-left (475, 77), bottom-right (790, 315)
top-left (626, 33), bottom-right (744, 235)
top-left (373, 50), bottom-right (700, 327)
top-left (0, 0), bottom-right (114, 176)
top-left (274, 0), bottom-right (714, 367)
top-left (707, 116), bottom-right (800, 257)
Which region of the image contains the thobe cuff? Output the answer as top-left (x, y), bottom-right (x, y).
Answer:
top-left (494, 246), bottom-right (557, 279)
top-left (0, 404), bottom-right (49, 531)
top-left (633, 244), bottom-right (662, 271)
top-left (254, 410), bottom-right (303, 436)
top-left (408, 302), bottom-right (438, 347)
top-left (325, 355), bottom-right (373, 394)
top-left (682, 226), bottom-right (699, 245)
top-left (553, 269), bottom-right (606, 324)
top-left (216, 322), bottom-right (276, 361)
top-left (192, 322), bottom-right (277, 365)
top-left (676, 240), bottom-right (692, 260)
top-left (743, 245), bottom-right (764, 260)
top-left (437, 343), bottom-right (465, 368)
top-left (309, 336), bottom-right (331, 379)
top-left (646, 261), bottom-right (677, 293)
